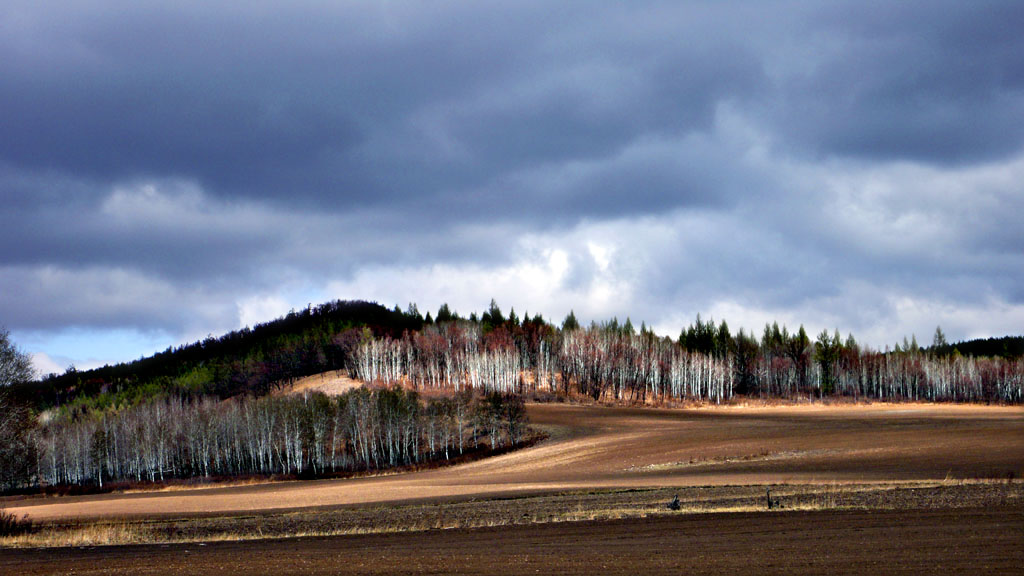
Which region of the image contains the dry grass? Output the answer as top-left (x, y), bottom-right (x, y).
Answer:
top-left (0, 508), bottom-right (33, 537)
top-left (116, 476), bottom-right (280, 495)
top-left (633, 448), bottom-right (840, 472)
top-left (3, 522), bottom-right (149, 548)
top-left (4, 481), bottom-right (1020, 549)
top-left (277, 371), bottom-right (364, 397)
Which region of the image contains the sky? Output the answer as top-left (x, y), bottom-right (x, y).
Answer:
top-left (2, 1), bottom-right (1023, 376)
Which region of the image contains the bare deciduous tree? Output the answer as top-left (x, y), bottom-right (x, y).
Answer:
top-left (0, 328), bottom-right (34, 388)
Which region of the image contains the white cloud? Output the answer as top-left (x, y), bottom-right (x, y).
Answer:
top-left (30, 351), bottom-right (64, 378)
top-left (818, 153), bottom-right (1024, 261)
top-left (237, 295), bottom-right (294, 330)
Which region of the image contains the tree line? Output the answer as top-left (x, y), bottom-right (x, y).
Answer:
top-left (8, 387), bottom-right (525, 491)
top-left (346, 310), bottom-right (1023, 405)
top-left (13, 300), bottom-right (1022, 415)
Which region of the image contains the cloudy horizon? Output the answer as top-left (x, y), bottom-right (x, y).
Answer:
top-left (3, 1), bottom-right (1023, 376)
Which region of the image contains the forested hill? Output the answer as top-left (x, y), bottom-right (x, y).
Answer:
top-left (15, 300), bottom-right (422, 409)
top-left (11, 297), bottom-right (1024, 411)
top-left (933, 336), bottom-right (1024, 359)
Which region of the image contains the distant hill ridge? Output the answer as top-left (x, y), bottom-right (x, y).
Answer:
top-left (17, 300), bottom-right (420, 408)
top-left (935, 336), bottom-right (1024, 359)
top-left (12, 298), bottom-right (1023, 409)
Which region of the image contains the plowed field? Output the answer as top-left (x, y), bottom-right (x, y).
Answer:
top-left (5, 507), bottom-right (1023, 575)
top-left (4, 402), bottom-right (1022, 575)
top-left (8, 403), bottom-right (1022, 521)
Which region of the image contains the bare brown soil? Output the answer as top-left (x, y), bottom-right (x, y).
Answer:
top-left (8, 403), bottom-right (1022, 521)
top-left (5, 505), bottom-right (1022, 575)
top-left (4, 402), bottom-right (1022, 574)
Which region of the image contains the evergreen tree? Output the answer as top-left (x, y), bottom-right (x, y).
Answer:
top-left (815, 329), bottom-right (841, 396)
top-left (482, 299), bottom-right (505, 330)
top-left (714, 320), bottom-right (732, 358)
top-left (508, 307), bottom-right (520, 328)
top-left (932, 326), bottom-right (948, 355)
top-left (562, 310), bottom-right (580, 331)
top-left (436, 303), bottom-right (454, 323)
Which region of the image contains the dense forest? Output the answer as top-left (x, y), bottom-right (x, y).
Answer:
top-left (1, 299), bottom-right (1023, 492)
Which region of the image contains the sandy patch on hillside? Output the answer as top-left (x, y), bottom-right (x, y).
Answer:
top-left (279, 370), bottom-right (363, 396)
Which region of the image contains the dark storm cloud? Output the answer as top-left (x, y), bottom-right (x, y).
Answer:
top-left (1, 0), bottom-right (1022, 358)
top-left (0, 180), bottom-right (275, 279)
top-left (765, 1), bottom-right (1024, 163)
top-left (6, 2), bottom-right (1017, 219)
top-left (0, 1), bottom-right (771, 217)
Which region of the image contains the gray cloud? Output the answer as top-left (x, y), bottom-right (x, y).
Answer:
top-left (1, 1), bottom-right (1022, 362)
top-left (762, 2), bottom-right (1024, 163)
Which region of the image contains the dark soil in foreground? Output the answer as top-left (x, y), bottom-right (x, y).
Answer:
top-left (5, 506), bottom-right (1022, 575)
